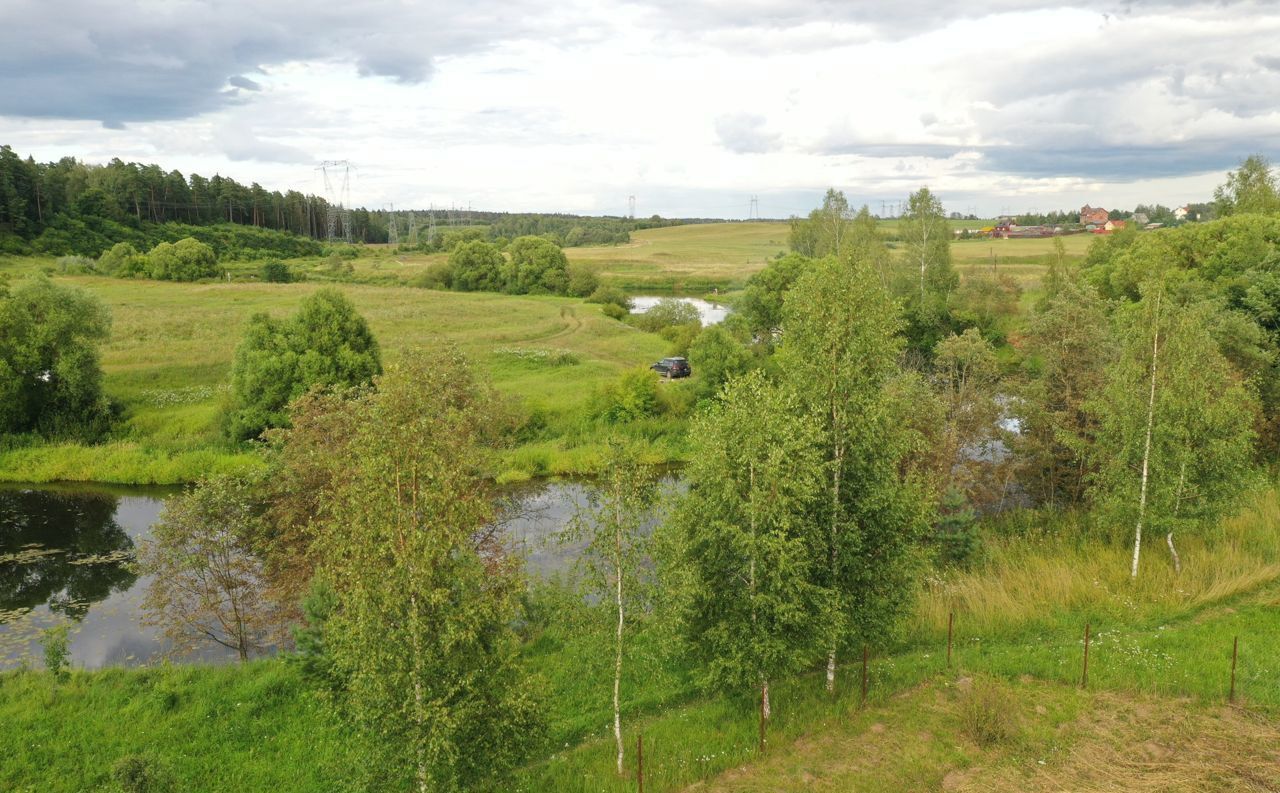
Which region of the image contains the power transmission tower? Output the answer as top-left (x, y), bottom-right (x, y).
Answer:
top-left (318, 160), bottom-right (354, 244)
top-left (407, 212), bottom-right (417, 245)
top-left (628, 195), bottom-right (636, 219)
top-left (385, 203), bottom-right (398, 246)
top-left (427, 209), bottom-right (437, 243)
top-left (749, 195), bottom-right (759, 220)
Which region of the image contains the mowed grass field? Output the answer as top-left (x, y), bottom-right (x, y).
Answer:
top-left (566, 222), bottom-right (790, 292)
top-left (0, 270), bottom-right (669, 483)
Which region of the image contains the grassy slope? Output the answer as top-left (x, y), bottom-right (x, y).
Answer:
top-left (0, 270), bottom-right (670, 484)
top-left (5, 489), bottom-right (1279, 792)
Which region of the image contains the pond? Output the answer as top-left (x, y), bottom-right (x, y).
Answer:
top-left (629, 296), bottom-right (730, 325)
top-left (0, 478), bottom-right (676, 670)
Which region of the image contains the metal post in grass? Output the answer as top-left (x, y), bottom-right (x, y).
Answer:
top-left (861, 644), bottom-right (869, 707)
top-left (637, 734), bottom-right (644, 793)
top-left (1230, 636), bottom-right (1239, 703)
top-left (947, 612), bottom-right (954, 668)
top-left (1081, 623), bottom-right (1091, 688)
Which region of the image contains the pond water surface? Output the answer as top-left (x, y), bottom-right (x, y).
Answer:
top-left (629, 296), bottom-right (730, 325)
top-left (0, 479), bottom-right (669, 670)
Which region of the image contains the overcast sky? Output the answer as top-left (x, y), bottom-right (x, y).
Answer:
top-left (2, 0), bottom-right (1279, 218)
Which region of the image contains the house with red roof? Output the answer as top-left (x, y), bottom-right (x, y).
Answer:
top-left (1080, 205), bottom-right (1109, 225)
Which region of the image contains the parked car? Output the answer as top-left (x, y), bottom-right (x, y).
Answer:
top-left (650, 356), bottom-right (691, 378)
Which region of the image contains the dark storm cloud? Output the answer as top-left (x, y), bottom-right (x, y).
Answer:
top-left (0, 0), bottom-right (578, 124)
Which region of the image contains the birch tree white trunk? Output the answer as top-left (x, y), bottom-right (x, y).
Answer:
top-left (613, 503), bottom-right (625, 776)
top-left (1131, 291), bottom-right (1162, 580)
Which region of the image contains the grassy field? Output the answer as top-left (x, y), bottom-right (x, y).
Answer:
top-left (5, 487), bottom-right (1278, 792)
top-left (565, 222), bottom-right (790, 292)
top-left (0, 268), bottom-right (672, 484)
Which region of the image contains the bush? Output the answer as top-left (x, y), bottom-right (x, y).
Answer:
top-left (957, 677), bottom-right (1020, 747)
top-left (588, 368), bottom-right (660, 424)
top-left (409, 261), bottom-right (453, 290)
top-left (111, 755), bottom-right (177, 793)
top-left (449, 240), bottom-right (504, 292)
top-left (601, 302), bottom-right (628, 321)
top-left (260, 260), bottom-right (294, 283)
top-left (503, 235), bottom-right (570, 294)
top-left (630, 298), bottom-right (701, 333)
top-left (587, 285), bottom-right (631, 310)
top-left (147, 237), bottom-right (220, 281)
top-left (688, 324), bottom-right (752, 398)
top-left (98, 242), bottom-right (147, 277)
top-left (935, 488), bottom-right (980, 567)
top-left (41, 625), bottom-right (70, 681)
top-left (566, 264), bottom-right (599, 297)
top-left (56, 255), bottom-right (96, 274)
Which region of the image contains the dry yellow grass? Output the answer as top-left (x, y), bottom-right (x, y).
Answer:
top-left (911, 488), bottom-right (1280, 638)
top-left (688, 677), bottom-right (1280, 793)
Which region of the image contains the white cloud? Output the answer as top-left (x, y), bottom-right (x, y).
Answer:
top-left (1, 1), bottom-right (1278, 216)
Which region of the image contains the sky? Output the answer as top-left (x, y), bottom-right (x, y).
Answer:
top-left (2, 0), bottom-right (1279, 218)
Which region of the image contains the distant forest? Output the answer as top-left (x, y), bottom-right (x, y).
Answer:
top-left (0, 145), bottom-right (685, 257)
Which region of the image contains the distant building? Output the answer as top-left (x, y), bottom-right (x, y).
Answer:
top-left (1080, 205), bottom-right (1109, 225)
top-left (1174, 205), bottom-right (1190, 221)
top-left (1104, 219), bottom-right (1127, 232)
top-left (1131, 212), bottom-right (1149, 226)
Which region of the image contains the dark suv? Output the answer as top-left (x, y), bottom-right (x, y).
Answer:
top-left (650, 356), bottom-right (691, 378)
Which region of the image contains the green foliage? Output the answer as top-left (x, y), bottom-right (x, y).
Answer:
top-left (566, 263), bottom-right (600, 297)
top-left (290, 579), bottom-right (343, 695)
top-left (688, 324), bottom-right (752, 399)
top-left (1092, 282), bottom-right (1258, 571)
top-left (0, 275), bottom-right (112, 439)
top-left (503, 235), bottom-right (571, 294)
top-left (259, 260), bottom-right (294, 283)
top-left (779, 256), bottom-right (930, 662)
top-left (304, 348), bottom-right (543, 790)
top-left (1214, 154), bottom-right (1280, 217)
top-left (589, 368), bottom-right (660, 424)
top-left (934, 488), bottom-right (979, 567)
top-left (601, 301), bottom-right (628, 321)
top-left (40, 624), bottom-right (71, 681)
top-left (787, 188), bottom-right (852, 259)
top-left (111, 755), bottom-right (177, 793)
top-left (226, 288), bottom-right (381, 441)
top-left (673, 370), bottom-right (826, 700)
top-left (899, 187), bottom-right (960, 356)
top-left (586, 284), bottom-right (631, 310)
top-left (146, 237), bottom-right (220, 281)
top-left (448, 239), bottom-right (504, 292)
top-left (97, 242), bottom-right (147, 277)
top-left (737, 252), bottom-right (810, 340)
top-left (630, 298), bottom-right (701, 333)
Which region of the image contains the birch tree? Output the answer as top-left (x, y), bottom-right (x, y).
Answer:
top-left (1092, 282), bottom-right (1257, 579)
top-left (309, 348), bottom-right (541, 791)
top-left (565, 440), bottom-right (659, 776)
top-left (899, 187), bottom-right (959, 355)
top-left (779, 257), bottom-right (929, 693)
top-left (677, 370), bottom-right (824, 722)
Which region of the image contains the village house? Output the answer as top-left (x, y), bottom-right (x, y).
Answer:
top-left (1080, 204), bottom-right (1109, 225)
top-left (1174, 205), bottom-right (1190, 221)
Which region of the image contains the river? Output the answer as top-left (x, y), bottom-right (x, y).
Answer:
top-left (0, 479), bottom-right (671, 670)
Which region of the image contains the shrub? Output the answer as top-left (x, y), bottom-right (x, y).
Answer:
top-left (98, 242), bottom-right (147, 277)
top-left (601, 302), bottom-right (628, 321)
top-left (587, 285), bottom-right (631, 310)
top-left (147, 237), bottom-right (219, 281)
top-left (957, 678), bottom-right (1020, 747)
top-left (630, 298), bottom-right (701, 333)
top-left (111, 755), bottom-right (177, 793)
top-left (503, 235), bottom-right (570, 294)
top-left (56, 255), bottom-right (96, 274)
top-left (935, 488), bottom-right (980, 567)
top-left (566, 264), bottom-right (600, 297)
top-left (40, 625), bottom-right (70, 681)
top-left (449, 240), bottom-right (504, 292)
top-left (588, 368), bottom-right (660, 424)
top-left (409, 261), bottom-right (453, 289)
top-left (260, 260), bottom-right (294, 283)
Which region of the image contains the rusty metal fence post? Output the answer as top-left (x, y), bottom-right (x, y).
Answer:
top-left (1081, 623), bottom-right (1091, 688)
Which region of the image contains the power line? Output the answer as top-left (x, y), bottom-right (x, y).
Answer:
top-left (317, 160), bottom-right (353, 244)
top-left (385, 203), bottom-right (398, 246)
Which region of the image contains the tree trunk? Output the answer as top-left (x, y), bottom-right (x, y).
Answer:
top-left (1166, 531), bottom-right (1181, 574)
top-left (762, 678), bottom-right (771, 720)
top-left (1131, 290), bottom-right (1162, 580)
top-left (826, 424), bottom-right (843, 694)
top-left (613, 510), bottom-right (625, 776)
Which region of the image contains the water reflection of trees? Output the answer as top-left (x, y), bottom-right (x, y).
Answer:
top-left (0, 489), bottom-right (137, 620)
